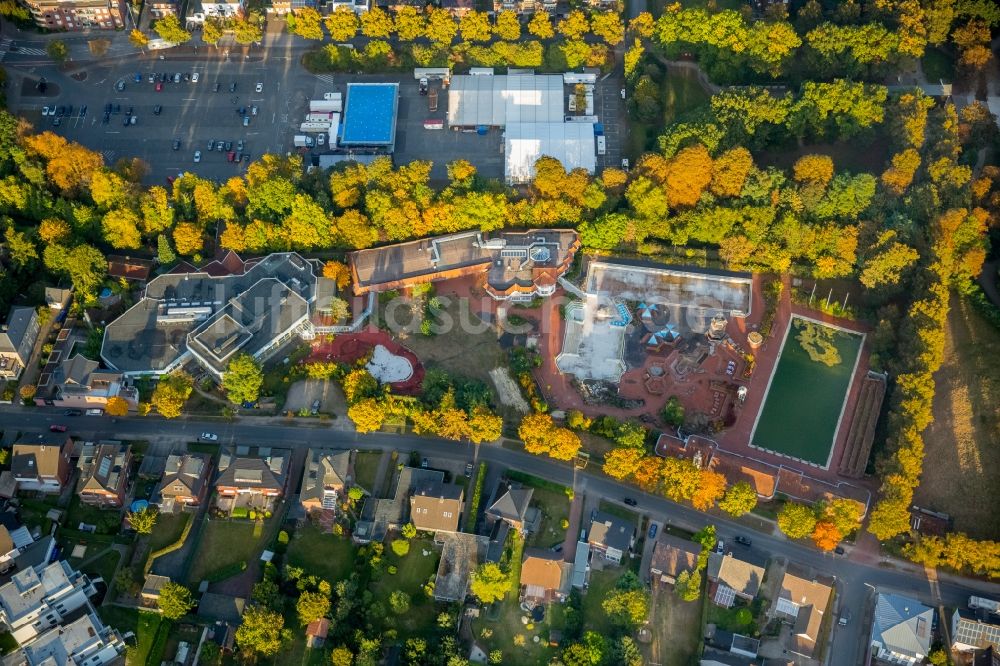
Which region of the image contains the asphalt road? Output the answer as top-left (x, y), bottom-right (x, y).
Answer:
top-left (3, 409), bottom-right (1000, 665)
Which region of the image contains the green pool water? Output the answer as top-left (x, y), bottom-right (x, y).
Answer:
top-left (750, 318), bottom-right (863, 467)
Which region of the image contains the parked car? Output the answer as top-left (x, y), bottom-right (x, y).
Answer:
top-left (207, 139), bottom-right (215, 150)
top-left (421, 457), bottom-right (429, 469)
top-left (104, 103), bottom-right (112, 114)
top-left (63, 409), bottom-right (82, 416)
top-left (224, 141), bottom-right (232, 151)
top-left (734, 535), bottom-right (752, 547)
top-left (237, 139), bottom-right (244, 152)
top-left (192, 72), bottom-right (200, 83)
top-left (834, 546), bottom-right (845, 555)
top-left (41, 106), bottom-right (50, 116)
top-left (251, 105), bottom-right (258, 116)
top-left (238, 107), bottom-right (246, 115)
top-left (623, 497), bottom-right (638, 507)
top-left (199, 432), bottom-right (217, 441)
top-left (193, 150), bottom-right (201, 163)
top-left (227, 151), bottom-right (236, 163)
top-left (621, 158), bottom-right (630, 171)
top-left (130, 115), bottom-right (137, 125)
top-left (122, 115), bottom-right (130, 126)
top-left (838, 609), bottom-right (852, 626)
top-left (465, 463), bottom-right (474, 478)
top-left (620, 87), bottom-right (626, 100)
top-left (230, 82), bottom-right (236, 92)
top-left (317, 133), bottom-right (326, 146)
top-left (648, 523), bottom-right (658, 540)
top-left (153, 105), bottom-right (162, 115)
top-left (52, 117), bottom-right (61, 126)
top-left (155, 82), bottom-right (163, 92)
top-left (183, 73), bottom-right (190, 82)
top-left (255, 82), bottom-right (263, 93)
top-left (172, 139), bottom-right (181, 150)
top-left (148, 74), bottom-right (155, 83)
top-left (49, 425), bottom-right (67, 433)
top-left (310, 399), bottom-right (321, 415)
top-left (116, 80), bottom-right (125, 91)
top-left (173, 73), bottom-right (181, 83)
top-left (419, 77), bottom-right (428, 95)
top-left (134, 72), bottom-right (142, 82)
top-left (715, 539), bottom-right (725, 554)
top-left (243, 116), bottom-right (249, 127)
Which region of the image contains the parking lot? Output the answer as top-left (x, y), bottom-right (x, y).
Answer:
top-left (15, 64), bottom-right (625, 185)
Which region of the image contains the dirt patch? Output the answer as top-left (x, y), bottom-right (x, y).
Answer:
top-left (914, 295), bottom-right (1000, 539)
top-left (648, 582), bottom-right (703, 665)
top-left (488, 367), bottom-right (529, 414)
top-left (392, 300), bottom-right (506, 386)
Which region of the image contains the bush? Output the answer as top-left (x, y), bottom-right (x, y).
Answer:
top-left (391, 539), bottom-right (410, 557)
top-left (388, 565), bottom-right (398, 575)
top-left (230, 507), bottom-right (249, 519)
top-left (277, 530), bottom-right (289, 545)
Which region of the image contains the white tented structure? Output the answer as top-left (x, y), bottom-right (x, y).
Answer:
top-left (504, 122), bottom-right (596, 184)
top-left (447, 74), bottom-right (565, 127)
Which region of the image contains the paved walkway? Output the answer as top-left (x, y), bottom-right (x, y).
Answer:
top-left (561, 486), bottom-right (584, 564)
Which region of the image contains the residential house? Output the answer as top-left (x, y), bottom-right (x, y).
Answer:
top-left (0, 514), bottom-right (33, 574)
top-left (409, 480), bottom-right (463, 534)
top-left (587, 511), bottom-right (635, 564)
top-left (353, 467), bottom-right (442, 544)
top-left (0, 560), bottom-right (101, 644)
top-left (433, 532), bottom-right (487, 602)
top-left (10, 436), bottom-right (72, 494)
top-left (299, 449), bottom-right (351, 516)
top-left (215, 449), bottom-right (288, 514)
top-left (441, 0), bottom-right (473, 15)
top-left (39, 353), bottom-right (139, 411)
top-left (485, 484), bottom-right (533, 533)
top-left (953, 608), bottom-right (1000, 653)
top-left (870, 593), bottom-right (933, 665)
top-left (772, 571), bottom-right (833, 660)
top-left (18, 0), bottom-right (125, 30)
top-left (707, 552), bottom-right (765, 608)
top-left (199, 0), bottom-right (245, 17)
top-left (147, 0), bottom-right (176, 17)
top-left (156, 452), bottom-right (212, 511)
top-left (519, 550), bottom-right (568, 604)
top-left (0, 307), bottom-right (40, 382)
top-left (77, 441), bottom-right (132, 507)
top-left (649, 534), bottom-right (701, 585)
top-left (306, 619), bottom-right (329, 648)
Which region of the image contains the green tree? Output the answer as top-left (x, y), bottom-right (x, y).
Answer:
top-left (425, 8), bottom-right (457, 45)
top-left (157, 234), bottom-right (177, 265)
top-left (251, 579), bottom-right (281, 610)
top-left (391, 539), bottom-right (410, 556)
top-left (289, 7), bottom-right (324, 40)
top-left (590, 12), bottom-right (624, 46)
top-left (470, 563), bottom-right (510, 604)
top-left (46, 40), bottom-right (68, 62)
top-left (360, 7), bottom-right (394, 38)
top-left (389, 590), bottom-right (410, 614)
top-left (297, 591), bottom-right (331, 626)
top-left (43, 244), bottom-right (106, 297)
top-left (154, 14), bottom-right (192, 43)
top-left (324, 7), bottom-right (358, 42)
top-left (528, 11), bottom-right (554, 39)
top-left (158, 582), bottom-right (194, 620)
top-left (3, 228), bottom-right (37, 268)
top-left (494, 10), bottom-right (520, 40)
top-left (222, 353), bottom-right (264, 405)
top-left (719, 481), bottom-right (758, 517)
top-left (236, 605), bottom-right (286, 657)
top-left (202, 18), bottom-right (224, 46)
top-left (777, 502), bottom-right (818, 539)
top-left (460, 11), bottom-right (492, 42)
top-left (128, 506), bottom-right (158, 534)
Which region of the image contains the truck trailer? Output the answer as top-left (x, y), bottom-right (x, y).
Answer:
top-left (309, 100), bottom-right (342, 113)
top-left (293, 135), bottom-right (314, 148)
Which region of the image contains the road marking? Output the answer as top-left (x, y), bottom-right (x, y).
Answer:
top-left (182, 98), bottom-right (197, 101)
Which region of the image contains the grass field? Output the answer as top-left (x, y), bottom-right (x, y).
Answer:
top-left (370, 537), bottom-right (440, 637)
top-left (149, 512), bottom-right (190, 553)
top-left (81, 549), bottom-right (121, 585)
top-left (393, 298), bottom-right (506, 387)
top-left (628, 67), bottom-right (711, 157)
top-left (98, 607), bottom-right (165, 666)
top-left (751, 317), bottom-right (863, 467)
top-left (187, 518), bottom-right (273, 584)
top-left (914, 296), bottom-right (1000, 539)
top-left (286, 524), bottom-right (357, 584)
top-left (353, 451), bottom-right (382, 493)
top-left (649, 582), bottom-right (703, 666)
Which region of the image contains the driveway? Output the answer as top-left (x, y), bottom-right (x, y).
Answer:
top-left (284, 379), bottom-right (347, 417)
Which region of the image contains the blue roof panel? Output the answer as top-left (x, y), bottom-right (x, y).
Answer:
top-left (341, 83), bottom-right (399, 146)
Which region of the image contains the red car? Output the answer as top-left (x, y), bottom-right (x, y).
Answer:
top-left (49, 424), bottom-right (67, 433)
top-left (227, 151), bottom-right (236, 163)
top-left (155, 82), bottom-right (163, 92)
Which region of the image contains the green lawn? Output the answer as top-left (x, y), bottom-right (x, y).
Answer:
top-left (370, 537), bottom-right (440, 638)
top-left (65, 496), bottom-right (121, 531)
top-left (149, 512), bottom-right (191, 553)
top-left (751, 317), bottom-right (863, 467)
top-left (628, 68), bottom-right (711, 157)
top-left (581, 570), bottom-right (620, 638)
top-left (285, 525), bottom-right (357, 584)
top-left (353, 451), bottom-right (382, 493)
top-left (598, 500), bottom-right (640, 527)
top-left (707, 601), bottom-right (757, 634)
top-left (474, 587), bottom-right (563, 664)
top-left (526, 486), bottom-right (570, 549)
top-left (922, 47), bottom-right (955, 83)
top-left (81, 549), bottom-right (121, 585)
top-left (0, 631), bottom-right (18, 655)
top-left (98, 607), bottom-right (164, 666)
top-left (187, 518), bottom-right (275, 584)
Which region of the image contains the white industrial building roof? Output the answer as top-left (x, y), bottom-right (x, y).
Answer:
top-left (504, 122), bottom-right (596, 184)
top-left (447, 75), bottom-right (565, 127)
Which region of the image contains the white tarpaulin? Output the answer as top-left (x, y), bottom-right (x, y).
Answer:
top-left (447, 75), bottom-right (564, 127)
top-left (504, 122), bottom-right (596, 184)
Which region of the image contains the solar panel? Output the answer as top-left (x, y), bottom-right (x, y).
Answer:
top-left (98, 457), bottom-right (112, 478)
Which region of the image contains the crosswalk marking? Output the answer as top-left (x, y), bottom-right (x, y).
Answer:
top-left (316, 74), bottom-right (335, 85)
top-left (101, 150), bottom-right (116, 164)
top-left (0, 39), bottom-right (48, 61)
